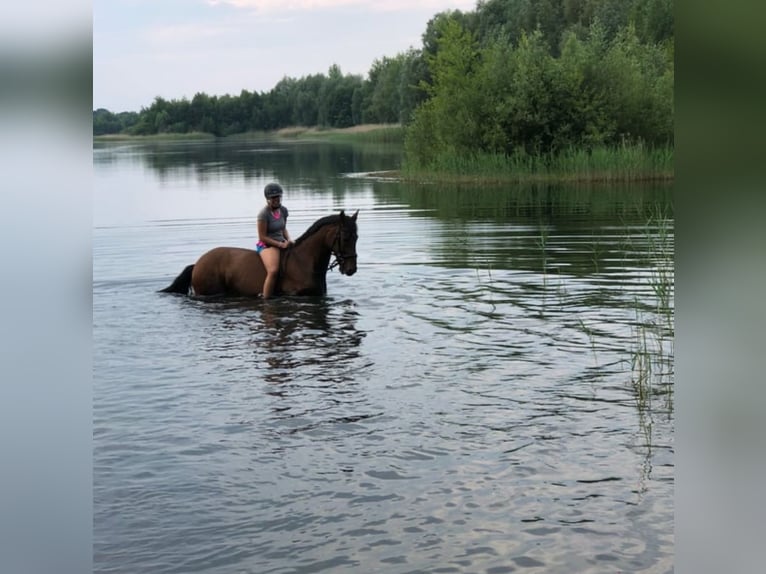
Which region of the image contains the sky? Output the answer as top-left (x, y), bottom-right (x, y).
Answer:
top-left (94, 0), bottom-right (477, 113)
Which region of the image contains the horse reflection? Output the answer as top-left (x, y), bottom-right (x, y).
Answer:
top-left (256, 298), bottom-right (365, 389)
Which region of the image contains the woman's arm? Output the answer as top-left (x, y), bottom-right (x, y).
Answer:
top-left (282, 207), bottom-right (293, 245)
top-left (258, 218), bottom-right (291, 248)
top-left (282, 209), bottom-right (293, 245)
top-left (256, 218), bottom-right (269, 242)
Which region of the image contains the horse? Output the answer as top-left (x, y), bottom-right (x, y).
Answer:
top-left (159, 210), bottom-right (358, 297)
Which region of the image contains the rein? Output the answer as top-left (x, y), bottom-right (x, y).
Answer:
top-left (328, 222), bottom-right (357, 271)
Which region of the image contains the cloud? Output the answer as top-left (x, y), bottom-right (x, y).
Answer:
top-left (144, 23), bottom-right (230, 47)
top-left (206, 0), bottom-right (475, 13)
top-left (207, 0), bottom-right (357, 9)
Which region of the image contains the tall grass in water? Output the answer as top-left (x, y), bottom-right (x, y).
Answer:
top-left (628, 205), bottom-right (674, 415)
top-left (536, 222), bottom-right (550, 317)
top-left (402, 143), bottom-right (673, 183)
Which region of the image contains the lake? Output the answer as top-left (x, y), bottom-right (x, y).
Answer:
top-left (93, 137), bottom-right (674, 573)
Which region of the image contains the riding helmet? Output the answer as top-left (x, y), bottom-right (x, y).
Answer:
top-left (264, 182), bottom-right (283, 198)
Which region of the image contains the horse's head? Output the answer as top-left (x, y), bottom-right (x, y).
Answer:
top-left (332, 210), bottom-right (359, 276)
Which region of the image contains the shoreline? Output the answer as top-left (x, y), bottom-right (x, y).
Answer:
top-left (347, 170), bottom-right (674, 186)
top-left (94, 125), bottom-right (673, 185)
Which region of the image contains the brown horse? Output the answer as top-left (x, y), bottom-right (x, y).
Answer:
top-left (159, 210), bottom-right (358, 297)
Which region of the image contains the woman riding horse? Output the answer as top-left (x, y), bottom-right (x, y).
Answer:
top-left (159, 209), bottom-right (359, 298)
top-left (256, 182), bottom-right (293, 299)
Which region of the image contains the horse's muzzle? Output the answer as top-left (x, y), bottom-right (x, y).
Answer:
top-left (340, 256), bottom-right (357, 276)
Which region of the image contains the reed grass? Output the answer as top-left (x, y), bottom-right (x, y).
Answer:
top-left (277, 124), bottom-right (405, 145)
top-left (319, 127), bottom-right (405, 145)
top-left (627, 206), bottom-right (674, 415)
top-left (401, 143), bottom-right (673, 184)
top-left (578, 318), bottom-right (599, 364)
top-left (630, 310), bottom-right (674, 414)
top-left (644, 206), bottom-right (675, 321)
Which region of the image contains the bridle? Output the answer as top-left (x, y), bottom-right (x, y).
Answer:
top-left (328, 221), bottom-right (357, 271)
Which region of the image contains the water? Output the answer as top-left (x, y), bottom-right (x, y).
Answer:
top-left (94, 138), bottom-right (674, 573)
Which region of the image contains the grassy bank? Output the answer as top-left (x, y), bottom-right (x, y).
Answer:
top-left (94, 125), bottom-right (404, 144)
top-left (275, 124), bottom-right (404, 144)
top-left (94, 131), bottom-right (215, 142)
top-left (272, 124), bottom-right (673, 184)
top-left (401, 143), bottom-right (674, 185)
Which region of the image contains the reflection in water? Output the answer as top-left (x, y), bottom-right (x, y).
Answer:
top-left (371, 180), bottom-right (673, 276)
top-left (93, 137), bottom-right (402, 191)
top-left (190, 296), bottom-right (365, 382)
top-left (187, 295), bottom-right (370, 438)
top-left (254, 297), bottom-right (366, 388)
top-left (372, 180), bottom-right (673, 222)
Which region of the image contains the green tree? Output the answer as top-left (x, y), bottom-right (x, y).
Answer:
top-left (406, 19), bottom-right (483, 163)
top-left (93, 108), bottom-right (128, 135)
top-left (632, 0), bottom-right (673, 44)
top-left (364, 56), bottom-right (404, 123)
top-left (190, 93), bottom-right (215, 132)
top-left (264, 77), bottom-right (298, 129)
top-left (397, 49), bottom-right (430, 124)
top-left (318, 65), bottom-right (361, 127)
top-left (293, 74), bottom-right (325, 126)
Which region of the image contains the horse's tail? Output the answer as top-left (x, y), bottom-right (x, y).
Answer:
top-left (158, 264), bottom-right (194, 294)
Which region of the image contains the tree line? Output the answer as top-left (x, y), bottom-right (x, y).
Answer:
top-left (93, 55), bottom-right (425, 137)
top-left (94, 0), bottom-right (673, 160)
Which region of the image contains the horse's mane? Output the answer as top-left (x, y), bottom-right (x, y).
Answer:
top-left (294, 214), bottom-right (347, 246)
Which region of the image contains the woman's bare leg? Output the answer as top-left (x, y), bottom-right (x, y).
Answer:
top-left (260, 247), bottom-right (280, 299)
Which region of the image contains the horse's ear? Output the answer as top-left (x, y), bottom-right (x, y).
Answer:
top-left (339, 210), bottom-right (346, 220)
top-left (351, 209), bottom-right (359, 221)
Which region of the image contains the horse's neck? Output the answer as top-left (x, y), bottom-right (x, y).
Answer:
top-left (283, 226), bottom-right (333, 293)
top-left (293, 225), bottom-right (333, 267)
top-left (286, 225), bottom-right (332, 282)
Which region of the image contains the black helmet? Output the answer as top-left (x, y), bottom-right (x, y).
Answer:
top-left (264, 182), bottom-right (283, 198)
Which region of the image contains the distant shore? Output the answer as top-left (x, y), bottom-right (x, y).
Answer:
top-left (93, 124), bottom-right (402, 142)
